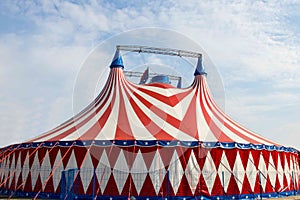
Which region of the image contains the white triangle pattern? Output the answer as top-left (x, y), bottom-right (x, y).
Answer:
top-left (202, 151), bottom-right (217, 195)
top-left (245, 153), bottom-right (257, 192)
top-left (3, 156), bottom-right (10, 181)
top-left (22, 152), bottom-right (30, 190)
top-left (218, 151), bottom-right (231, 193)
top-left (52, 150), bottom-right (64, 192)
top-left (290, 155), bottom-right (295, 188)
top-left (277, 154), bottom-right (284, 188)
top-left (97, 151), bottom-right (111, 193)
top-left (149, 150), bottom-right (166, 195)
top-left (295, 155), bottom-right (300, 187)
top-left (40, 150), bottom-right (51, 191)
top-left (168, 150), bottom-right (184, 195)
top-left (290, 156), bottom-right (297, 188)
top-left (258, 153), bottom-right (267, 192)
top-left (232, 152), bottom-right (245, 193)
top-left (31, 152), bottom-right (41, 191)
top-left (185, 151), bottom-right (200, 195)
top-left (131, 150), bottom-right (148, 195)
top-left (113, 150), bottom-right (129, 194)
top-left (15, 153), bottom-right (22, 190)
top-left (0, 159), bottom-right (3, 180)
top-left (65, 150), bottom-right (77, 170)
top-left (8, 153), bottom-right (15, 188)
top-left (4, 156), bottom-right (10, 186)
top-left (284, 154), bottom-right (290, 188)
top-left (4, 157), bottom-right (8, 180)
top-left (267, 154), bottom-right (277, 189)
top-left (1, 147), bottom-right (299, 196)
top-left (0, 157), bottom-right (7, 181)
top-left (80, 152), bottom-right (94, 194)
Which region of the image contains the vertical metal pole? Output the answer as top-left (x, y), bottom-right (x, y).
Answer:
top-left (198, 143), bottom-right (201, 196)
top-left (222, 171), bottom-right (225, 195)
top-left (92, 168), bottom-right (96, 200)
top-left (292, 171), bottom-right (295, 195)
top-left (167, 170), bottom-right (169, 199)
top-left (258, 171), bottom-right (262, 200)
top-left (60, 170), bottom-right (66, 200)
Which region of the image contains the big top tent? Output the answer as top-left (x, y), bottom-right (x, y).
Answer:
top-left (0, 46), bottom-right (299, 200)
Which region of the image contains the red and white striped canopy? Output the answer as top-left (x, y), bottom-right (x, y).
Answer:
top-left (27, 49), bottom-right (278, 146)
top-left (1, 49), bottom-right (298, 200)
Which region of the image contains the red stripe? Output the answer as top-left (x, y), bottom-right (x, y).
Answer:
top-left (27, 70), bottom-right (115, 142)
top-left (202, 78), bottom-right (278, 145)
top-left (123, 83), bottom-right (175, 140)
top-left (198, 77), bottom-right (234, 142)
top-left (201, 78), bottom-right (260, 144)
top-left (47, 70), bottom-right (118, 141)
top-left (126, 85), bottom-right (183, 129)
top-left (145, 82), bottom-right (175, 88)
top-left (179, 91), bottom-right (199, 140)
top-left (132, 86), bottom-right (190, 107)
top-left (124, 78), bottom-right (200, 139)
top-left (114, 74), bottom-right (135, 140)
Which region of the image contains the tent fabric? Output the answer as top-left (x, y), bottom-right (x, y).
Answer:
top-left (0, 50), bottom-right (299, 199)
top-left (0, 143), bottom-right (299, 199)
top-left (25, 67), bottom-right (279, 145)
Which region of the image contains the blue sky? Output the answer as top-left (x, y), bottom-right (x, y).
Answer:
top-left (0, 0), bottom-right (299, 149)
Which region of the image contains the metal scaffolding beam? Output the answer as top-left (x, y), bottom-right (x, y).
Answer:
top-left (117, 45), bottom-right (202, 58)
top-left (124, 71), bottom-right (181, 81)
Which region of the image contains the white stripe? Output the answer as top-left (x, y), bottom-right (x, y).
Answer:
top-left (130, 84), bottom-right (194, 120)
top-left (120, 83), bottom-right (156, 140)
top-left (201, 86), bottom-right (249, 143)
top-left (203, 82), bottom-right (274, 145)
top-left (137, 84), bottom-right (190, 97)
top-left (208, 96), bottom-right (273, 144)
top-left (130, 86), bottom-right (196, 141)
top-left (94, 81), bottom-right (120, 140)
top-left (195, 88), bottom-right (218, 142)
top-left (40, 84), bottom-right (114, 141)
top-left (29, 77), bottom-right (113, 142)
top-left (32, 77), bottom-right (114, 142)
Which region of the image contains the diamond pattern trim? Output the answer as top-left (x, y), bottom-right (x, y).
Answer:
top-left (21, 152), bottom-right (30, 190)
top-left (233, 151), bottom-right (245, 193)
top-left (52, 150), bottom-right (63, 192)
top-left (113, 150), bottom-right (129, 194)
top-left (131, 150), bottom-right (148, 195)
top-left (218, 151), bottom-right (231, 193)
top-left (185, 150), bottom-right (200, 195)
top-left (30, 152), bottom-right (40, 191)
top-left (267, 154), bottom-right (277, 189)
top-left (149, 150), bottom-right (166, 195)
top-left (80, 152), bottom-right (95, 194)
top-left (258, 153), bottom-right (267, 192)
top-left (245, 152), bottom-right (257, 192)
top-left (65, 150), bottom-right (77, 170)
top-left (202, 151), bottom-right (217, 195)
top-left (277, 154), bottom-right (284, 188)
top-left (40, 150), bottom-right (51, 191)
top-left (97, 151), bottom-right (111, 194)
top-left (168, 150), bottom-right (184, 195)
top-left (8, 153), bottom-right (15, 188)
top-left (15, 153), bottom-right (22, 190)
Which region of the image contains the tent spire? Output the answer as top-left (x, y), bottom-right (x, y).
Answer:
top-left (194, 56), bottom-right (207, 76)
top-left (110, 48), bottom-right (124, 69)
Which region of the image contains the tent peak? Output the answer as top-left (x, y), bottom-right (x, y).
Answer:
top-left (110, 48), bottom-right (124, 69)
top-left (194, 56), bottom-right (207, 76)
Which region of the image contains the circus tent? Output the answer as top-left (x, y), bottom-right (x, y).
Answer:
top-left (0, 47), bottom-right (299, 199)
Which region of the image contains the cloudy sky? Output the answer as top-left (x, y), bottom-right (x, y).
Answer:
top-left (0, 0), bottom-right (299, 149)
